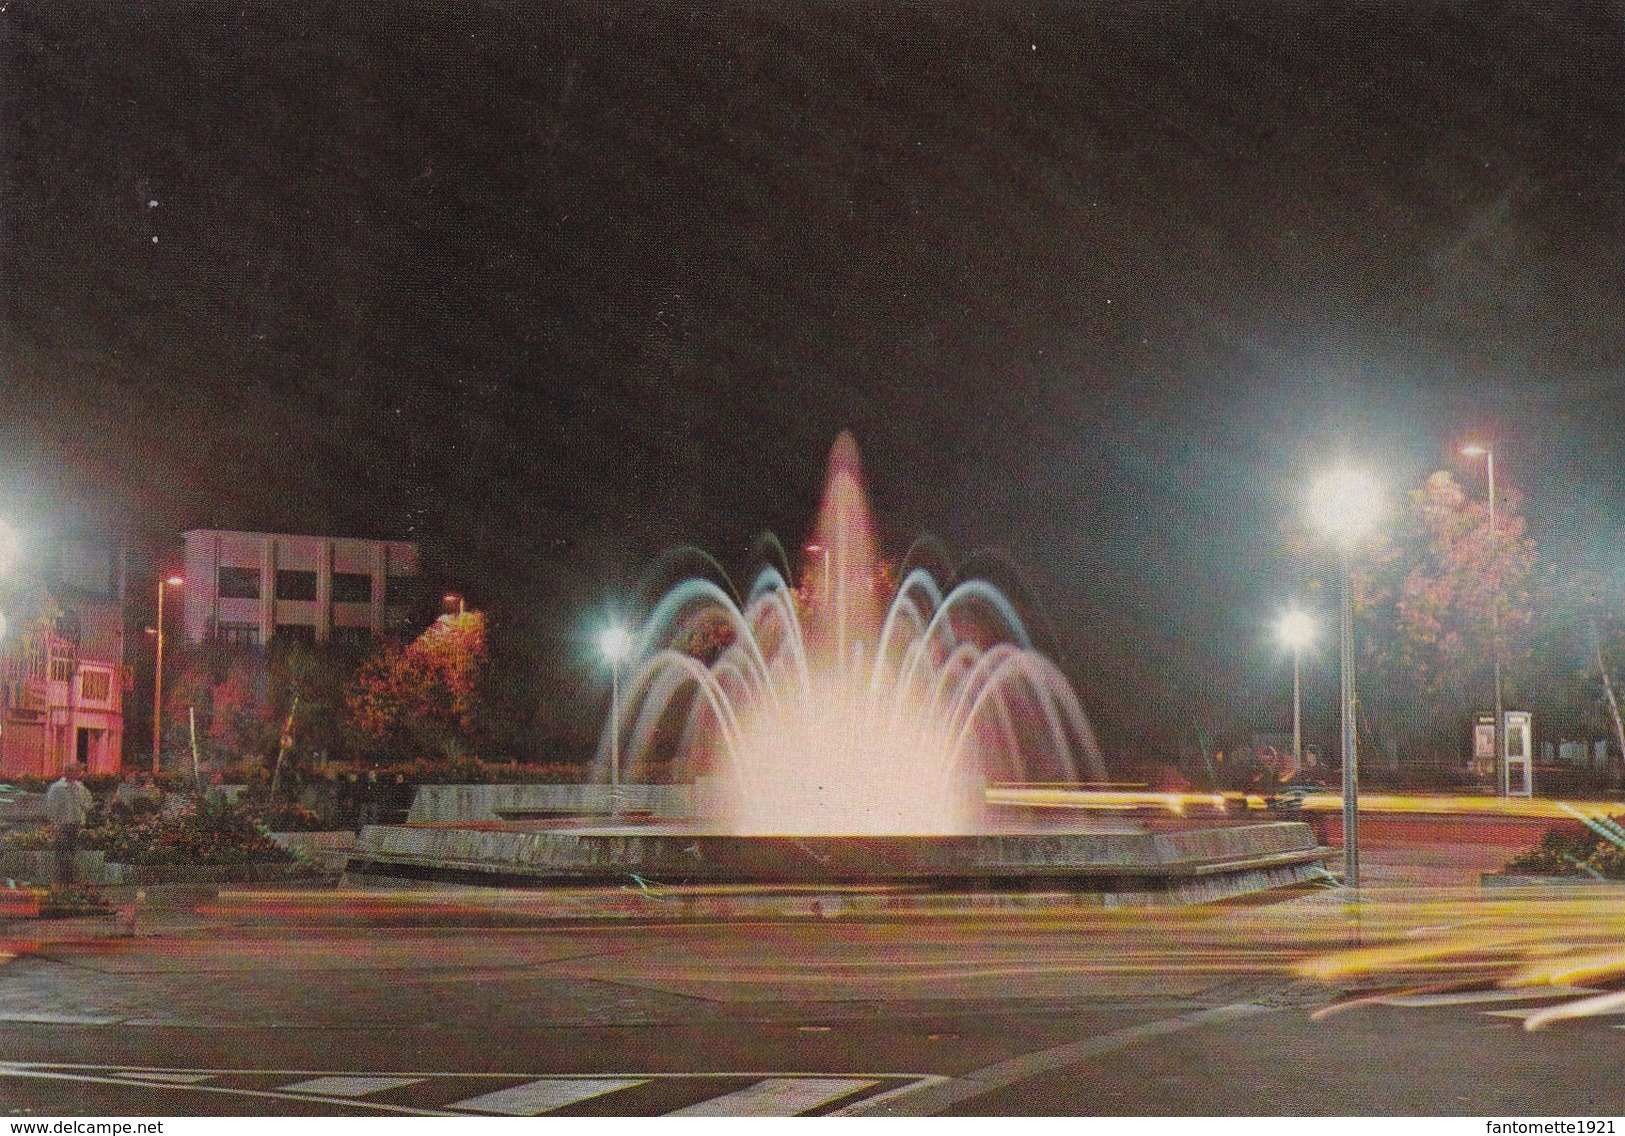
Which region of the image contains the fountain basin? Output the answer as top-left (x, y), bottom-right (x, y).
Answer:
top-left (345, 820), bottom-right (1331, 903)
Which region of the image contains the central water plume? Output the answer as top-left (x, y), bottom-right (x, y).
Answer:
top-left (602, 433), bottom-right (1106, 834)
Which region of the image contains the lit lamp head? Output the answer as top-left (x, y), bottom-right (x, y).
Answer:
top-left (1308, 466), bottom-right (1382, 544)
top-left (599, 624), bottom-right (633, 664)
top-left (1461, 443), bottom-right (1488, 458)
top-left (164, 575), bottom-right (184, 588)
top-left (1278, 610), bottom-right (1314, 652)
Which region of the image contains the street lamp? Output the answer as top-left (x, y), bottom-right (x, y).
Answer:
top-left (599, 623), bottom-right (634, 819)
top-left (442, 592), bottom-right (466, 618)
top-left (1309, 466), bottom-right (1381, 889)
top-left (152, 575), bottom-right (184, 776)
top-left (1277, 610), bottom-right (1314, 775)
top-left (1461, 443), bottom-right (1504, 795)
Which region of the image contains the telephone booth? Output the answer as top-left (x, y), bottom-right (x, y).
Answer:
top-left (1503, 710), bottom-right (1533, 797)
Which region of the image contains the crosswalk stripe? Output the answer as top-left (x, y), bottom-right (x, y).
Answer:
top-left (448, 1078), bottom-right (646, 1115)
top-left (667, 1077), bottom-right (876, 1116)
top-left (278, 1076), bottom-right (424, 1097)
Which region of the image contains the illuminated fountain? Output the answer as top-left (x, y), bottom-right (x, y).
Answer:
top-left (600, 432), bottom-right (1105, 834)
top-left (352, 434), bottom-right (1329, 900)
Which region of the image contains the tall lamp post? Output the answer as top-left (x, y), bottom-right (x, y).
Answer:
top-left (1277, 610), bottom-right (1314, 774)
top-left (599, 623), bottom-right (633, 819)
top-left (151, 575), bottom-right (184, 776)
top-left (1309, 468), bottom-right (1381, 888)
top-left (1461, 443), bottom-right (1503, 795)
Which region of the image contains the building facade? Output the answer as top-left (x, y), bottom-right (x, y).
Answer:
top-left (181, 530), bottom-right (420, 647)
top-left (0, 537), bottom-right (127, 778)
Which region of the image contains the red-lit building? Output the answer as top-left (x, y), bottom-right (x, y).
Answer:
top-left (0, 538), bottom-right (128, 778)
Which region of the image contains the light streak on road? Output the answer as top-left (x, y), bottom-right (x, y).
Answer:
top-left (989, 786), bottom-right (1625, 822)
top-left (1293, 888), bottom-right (1625, 1030)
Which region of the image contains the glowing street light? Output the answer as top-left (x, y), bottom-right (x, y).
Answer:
top-left (152, 575), bottom-right (184, 776)
top-left (1308, 467), bottom-right (1383, 542)
top-left (1309, 466), bottom-right (1381, 888)
top-left (1461, 442), bottom-right (1504, 795)
top-left (599, 623), bottom-right (634, 819)
top-left (442, 592), bottom-right (466, 617)
top-left (1277, 610), bottom-right (1314, 774)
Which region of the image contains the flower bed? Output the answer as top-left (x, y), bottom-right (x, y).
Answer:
top-left (8, 797), bottom-right (300, 867)
top-left (1504, 819), bottom-right (1625, 879)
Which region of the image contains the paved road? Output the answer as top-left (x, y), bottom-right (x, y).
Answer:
top-left (0, 880), bottom-right (1621, 1116)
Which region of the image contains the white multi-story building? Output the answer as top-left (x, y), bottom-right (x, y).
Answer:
top-left (181, 530), bottom-right (420, 647)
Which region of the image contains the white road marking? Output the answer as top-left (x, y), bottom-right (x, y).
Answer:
top-left (1381, 986), bottom-right (1600, 1007)
top-left (0, 1012), bottom-right (121, 1025)
top-left (448, 1077), bottom-right (646, 1114)
top-left (113, 1071), bottom-right (217, 1085)
top-left (847, 1002), bottom-right (1274, 1116)
top-left (829, 1075), bottom-right (953, 1116)
top-left (0, 1066), bottom-right (458, 1116)
top-left (278, 1075), bottom-right (423, 1097)
top-left (668, 1077), bottom-right (875, 1116)
top-left (0, 1064), bottom-right (934, 1116)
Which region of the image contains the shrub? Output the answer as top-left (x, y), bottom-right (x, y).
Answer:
top-left (1505, 819), bottom-right (1625, 879)
top-left (8, 798), bottom-right (295, 866)
top-left (240, 799), bottom-right (328, 832)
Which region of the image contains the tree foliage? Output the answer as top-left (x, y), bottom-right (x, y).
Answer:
top-left (347, 611), bottom-right (489, 760)
top-left (1352, 469), bottom-right (1537, 761)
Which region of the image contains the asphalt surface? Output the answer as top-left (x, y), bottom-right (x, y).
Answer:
top-left (0, 874), bottom-right (1621, 1116)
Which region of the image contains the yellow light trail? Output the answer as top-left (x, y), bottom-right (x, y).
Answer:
top-left (987, 786), bottom-right (1625, 821)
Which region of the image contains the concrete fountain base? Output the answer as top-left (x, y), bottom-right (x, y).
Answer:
top-left (345, 820), bottom-right (1332, 905)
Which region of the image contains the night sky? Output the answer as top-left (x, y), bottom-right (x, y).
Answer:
top-left (3, 3), bottom-right (1624, 756)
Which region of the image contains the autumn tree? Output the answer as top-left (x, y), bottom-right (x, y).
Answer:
top-left (1352, 469), bottom-right (1537, 765)
top-left (347, 611), bottom-right (489, 761)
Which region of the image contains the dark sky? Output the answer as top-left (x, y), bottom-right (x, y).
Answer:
top-left (3, 2), bottom-right (1624, 755)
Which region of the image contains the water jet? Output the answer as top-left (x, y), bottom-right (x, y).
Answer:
top-left (350, 435), bottom-right (1329, 901)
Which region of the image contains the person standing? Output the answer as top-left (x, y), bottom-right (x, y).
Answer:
top-left (45, 763), bottom-right (94, 889)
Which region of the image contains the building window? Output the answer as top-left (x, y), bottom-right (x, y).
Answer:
top-left (49, 656), bottom-right (74, 683)
top-left (332, 572), bottom-right (373, 603)
top-left (80, 669), bottom-right (112, 702)
top-left (218, 567), bottom-right (261, 599)
top-left (275, 570), bottom-right (318, 601)
top-left (273, 623), bottom-right (317, 645)
top-left (215, 621), bottom-right (261, 648)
